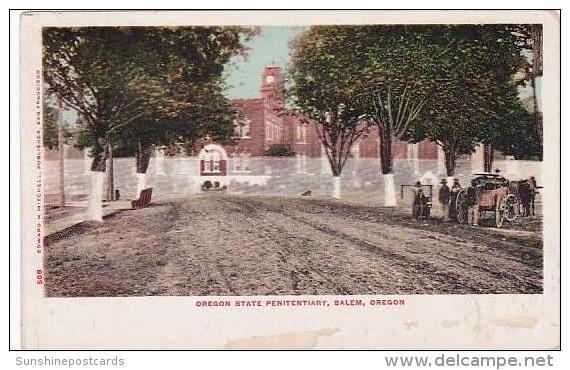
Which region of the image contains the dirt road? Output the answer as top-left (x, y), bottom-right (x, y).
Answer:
top-left (44, 194), bottom-right (543, 296)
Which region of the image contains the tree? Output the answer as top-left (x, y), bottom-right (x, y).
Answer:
top-left (44, 26), bottom-right (254, 219)
top-left (491, 99), bottom-right (541, 160)
top-left (353, 26), bottom-right (443, 205)
top-left (288, 26), bottom-right (372, 199)
top-left (506, 24), bottom-right (543, 160)
top-left (111, 79), bottom-right (240, 196)
top-left (478, 25), bottom-right (539, 170)
top-left (405, 25), bottom-right (532, 176)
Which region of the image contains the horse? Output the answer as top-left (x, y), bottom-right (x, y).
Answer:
top-left (511, 177), bottom-right (539, 217)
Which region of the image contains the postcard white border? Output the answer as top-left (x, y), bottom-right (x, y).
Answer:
top-left (19, 10), bottom-right (560, 349)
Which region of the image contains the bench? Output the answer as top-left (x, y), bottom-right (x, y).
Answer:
top-left (131, 188), bottom-right (153, 209)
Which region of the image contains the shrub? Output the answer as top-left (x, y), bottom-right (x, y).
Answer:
top-left (202, 180), bottom-right (213, 190)
top-left (264, 144), bottom-right (295, 157)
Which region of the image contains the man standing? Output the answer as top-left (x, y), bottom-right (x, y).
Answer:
top-left (412, 181), bottom-right (422, 219)
top-left (449, 178), bottom-right (462, 221)
top-left (438, 179), bottom-right (451, 221)
top-left (529, 176), bottom-right (538, 215)
top-left (467, 179), bottom-right (481, 226)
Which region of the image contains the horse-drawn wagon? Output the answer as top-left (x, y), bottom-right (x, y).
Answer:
top-left (454, 173), bottom-right (519, 228)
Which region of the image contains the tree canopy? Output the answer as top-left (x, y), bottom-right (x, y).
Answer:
top-left (403, 25), bottom-right (534, 174)
top-left (288, 26), bottom-right (372, 177)
top-left (288, 25), bottom-right (539, 178)
top-left (351, 25), bottom-right (445, 174)
top-left (43, 26), bottom-right (255, 171)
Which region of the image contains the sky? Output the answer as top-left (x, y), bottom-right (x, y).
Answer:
top-left (223, 26), bottom-right (304, 99)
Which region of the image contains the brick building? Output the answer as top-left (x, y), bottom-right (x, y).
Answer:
top-left (47, 66), bottom-right (440, 180)
top-left (219, 66), bottom-right (438, 166)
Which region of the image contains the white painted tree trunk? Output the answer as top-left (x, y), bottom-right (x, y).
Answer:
top-left (332, 176), bottom-right (341, 199)
top-left (83, 148), bottom-right (92, 174)
top-left (383, 173), bottom-right (397, 207)
top-left (87, 171), bottom-right (105, 222)
top-left (136, 173), bottom-right (147, 198)
top-left (155, 149), bottom-right (165, 175)
top-left (321, 145), bottom-right (330, 174)
top-left (412, 144), bottom-right (420, 175)
top-left (437, 145), bottom-right (446, 175)
top-left (471, 143), bottom-right (485, 173)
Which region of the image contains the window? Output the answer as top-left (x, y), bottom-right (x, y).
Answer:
top-left (204, 159), bottom-right (212, 172)
top-left (204, 149), bottom-right (221, 173)
top-left (234, 118), bottom-right (251, 138)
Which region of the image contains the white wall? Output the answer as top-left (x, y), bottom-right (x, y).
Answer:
top-left (44, 156), bottom-right (543, 202)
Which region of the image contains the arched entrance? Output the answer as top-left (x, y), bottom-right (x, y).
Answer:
top-left (198, 144), bottom-right (228, 176)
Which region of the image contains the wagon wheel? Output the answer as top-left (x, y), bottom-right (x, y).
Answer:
top-left (455, 189), bottom-right (467, 224)
top-left (424, 203), bottom-right (431, 219)
top-left (504, 194), bottom-right (518, 222)
top-left (413, 201), bottom-right (423, 220)
top-left (495, 195), bottom-right (506, 228)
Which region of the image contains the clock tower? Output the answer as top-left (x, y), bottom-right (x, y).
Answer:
top-left (260, 66), bottom-right (283, 104)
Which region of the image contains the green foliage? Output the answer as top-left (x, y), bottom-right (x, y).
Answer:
top-left (491, 103), bottom-right (541, 160)
top-left (288, 25), bottom-right (540, 176)
top-left (400, 25), bottom-right (535, 174)
top-left (350, 25), bottom-right (446, 173)
top-left (288, 26), bottom-right (373, 176)
top-left (43, 26), bottom-right (255, 171)
top-left (264, 144), bottom-right (295, 157)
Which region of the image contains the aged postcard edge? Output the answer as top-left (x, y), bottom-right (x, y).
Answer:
top-left (19, 10), bottom-right (560, 349)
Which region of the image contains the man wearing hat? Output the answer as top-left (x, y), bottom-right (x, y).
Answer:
top-left (411, 181), bottom-right (423, 219)
top-left (449, 178), bottom-right (462, 221)
top-left (438, 179), bottom-right (451, 221)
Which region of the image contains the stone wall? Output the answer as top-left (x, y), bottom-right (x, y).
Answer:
top-left (44, 155), bottom-right (543, 204)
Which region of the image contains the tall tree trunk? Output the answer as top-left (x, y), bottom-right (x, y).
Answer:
top-left (532, 24), bottom-right (543, 161)
top-left (328, 151), bottom-right (342, 199)
top-left (332, 175), bottom-right (341, 199)
top-left (378, 124), bottom-right (393, 174)
top-left (483, 143), bottom-right (494, 173)
top-left (378, 124), bottom-right (396, 206)
top-left (87, 140), bottom-right (109, 221)
top-left (135, 141), bottom-right (153, 197)
top-left (106, 145), bottom-right (114, 201)
top-left (57, 108), bottom-right (65, 208)
top-left (90, 143), bottom-right (109, 172)
top-left (444, 147), bottom-right (456, 177)
top-left (530, 75), bottom-right (542, 161)
top-left (155, 147), bottom-right (165, 175)
top-left (136, 141), bottom-right (153, 174)
top-left (437, 145), bottom-right (446, 175)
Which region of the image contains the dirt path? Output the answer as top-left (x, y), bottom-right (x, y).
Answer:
top-left (44, 194), bottom-right (543, 297)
